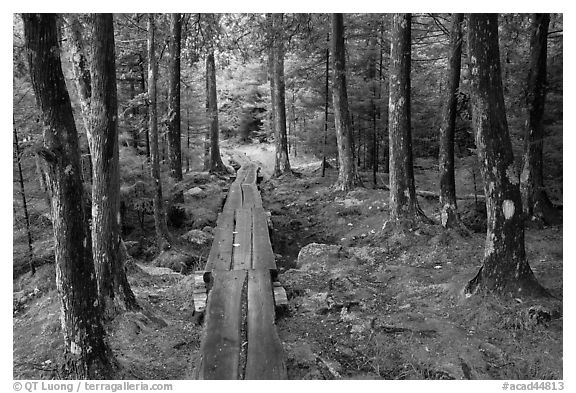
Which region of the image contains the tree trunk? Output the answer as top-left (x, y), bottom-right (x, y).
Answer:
top-left (367, 35), bottom-right (378, 186)
top-left (272, 13), bottom-right (291, 177)
top-left (438, 13), bottom-right (465, 229)
top-left (63, 14), bottom-right (93, 183)
top-left (322, 31), bottom-right (330, 177)
top-left (380, 26), bottom-right (390, 174)
top-left (129, 80), bottom-right (139, 149)
top-left (23, 13), bottom-right (113, 379)
top-left (63, 14), bottom-right (91, 134)
top-left (331, 13), bottom-right (362, 191)
top-left (520, 14), bottom-right (559, 225)
top-left (206, 51), bottom-right (227, 173)
top-left (89, 14), bottom-right (139, 317)
top-left (148, 14), bottom-right (171, 250)
top-left (14, 122), bottom-right (35, 275)
top-left (465, 14), bottom-right (545, 297)
top-left (267, 14), bottom-right (277, 142)
top-left (167, 13), bottom-right (183, 186)
top-left (186, 107), bottom-right (190, 172)
top-left (138, 53), bottom-right (150, 158)
top-left (388, 13), bottom-right (427, 223)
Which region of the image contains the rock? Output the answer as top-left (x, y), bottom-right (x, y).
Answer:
top-left (136, 263), bottom-right (182, 276)
top-left (181, 229), bottom-right (213, 248)
top-left (202, 226), bottom-right (214, 234)
top-left (296, 243), bottom-right (345, 271)
top-left (153, 250), bottom-right (196, 273)
top-left (185, 186), bottom-right (205, 198)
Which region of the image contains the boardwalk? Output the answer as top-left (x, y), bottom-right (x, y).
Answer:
top-left (194, 164), bottom-right (287, 380)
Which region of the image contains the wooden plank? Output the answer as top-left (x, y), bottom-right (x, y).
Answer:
top-left (273, 284), bottom-right (288, 308)
top-left (223, 182), bottom-right (243, 212)
top-left (232, 208), bottom-right (252, 270)
top-left (245, 270), bottom-right (287, 379)
top-left (243, 165), bottom-right (257, 185)
top-left (235, 166), bottom-right (249, 184)
top-left (241, 184), bottom-right (263, 209)
top-left (252, 208), bottom-right (276, 271)
top-left (198, 270), bottom-right (247, 380)
top-left (193, 273), bottom-right (207, 314)
top-left (204, 211), bottom-right (234, 272)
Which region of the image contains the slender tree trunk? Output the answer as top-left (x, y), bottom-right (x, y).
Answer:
top-left (63, 14), bottom-right (93, 184)
top-left (148, 14), bottom-right (171, 250)
top-left (380, 26), bottom-right (390, 174)
top-left (366, 34), bottom-right (378, 185)
top-left (63, 14), bottom-right (91, 134)
top-left (267, 14), bottom-right (277, 143)
top-left (203, 64), bottom-right (211, 171)
top-left (14, 122), bottom-right (35, 275)
top-left (138, 53), bottom-right (150, 158)
top-left (129, 80), bottom-right (139, 149)
top-left (167, 13), bottom-right (183, 186)
top-left (388, 13), bottom-right (428, 224)
top-left (465, 14), bottom-right (545, 297)
top-left (331, 13), bottom-right (362, 191)
top-left (438, 13), bottom-right (465, 229)
top-left (23, 13), bottom-right (112, 379)
top-left (186, 108), bottom-right (190, 172)
top-left (206, 51), bottom-right (227, 173)
top-left (322, 32), bottom-right (330, 177)
top-left (520, 14), bottom-right (559, 225)
top-left (89, 14), bottom-right (139, 317)
top-left (272, 13), bottom-right (291, 177)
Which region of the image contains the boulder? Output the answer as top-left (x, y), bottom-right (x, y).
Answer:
top-left (180, 229), bottom-right (213, 248)
top-left (185, 187), bottom-right (205, 198)
top-left (296, 243), bottom-right (345, 271)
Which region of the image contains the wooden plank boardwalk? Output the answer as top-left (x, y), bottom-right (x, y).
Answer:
top-left (195, 163), bottom-right (287, 380)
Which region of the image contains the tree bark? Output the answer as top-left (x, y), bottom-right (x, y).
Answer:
top-left (331, 13), bottom-right (361, 191)
top-left (388, 13), bottom-right (427, 223)
top-left (63, 14), bottom-right (93, 184)
top-left (520, 14), bottom-right (559, 225)
top-left (35, 154), bottom-right (52, 211)
top-left (89, 14), bottom-right (139, 317)
top-left (148, 14), bottom-right (171, 250)
top-left (206, 50), bottom-right (227, 173)
top-left (465, 14), bottom-right (545, 297)
top-left (167, 13), bottom-right (183, 185)
top-left (63, 14), bottom-right (91, 134)
top-left (272, 13), bottom-right (291, 177)
top-left (23, 13), bottom-right (113, 379)
top-left (438, 13), bottom-right (465, 229)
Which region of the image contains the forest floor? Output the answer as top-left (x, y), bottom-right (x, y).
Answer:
top-left (12, 140), bottom-right (563, 380)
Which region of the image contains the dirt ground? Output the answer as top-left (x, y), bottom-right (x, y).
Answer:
top-left (12, 142), bottom-right (563, 380)
top-left (263, 165), bottom-right (562, 380)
